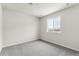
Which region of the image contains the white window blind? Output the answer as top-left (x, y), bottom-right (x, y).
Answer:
top-left (47, 16), bottom-right (61, 32)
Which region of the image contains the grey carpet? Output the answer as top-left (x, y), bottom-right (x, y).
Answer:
top-left (0, 40), bottom-right (79, 56)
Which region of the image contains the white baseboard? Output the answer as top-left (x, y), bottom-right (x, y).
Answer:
top-left (2, 38), bottom-right (38, 48)
top-left (41, 36), bottom-right (79, 52)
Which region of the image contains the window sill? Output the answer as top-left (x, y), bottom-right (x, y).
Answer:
top-left (47, 30), bottom-right (61, 33)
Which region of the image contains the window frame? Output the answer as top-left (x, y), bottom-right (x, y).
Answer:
top-left (47, 16), bottom-right (61, 33)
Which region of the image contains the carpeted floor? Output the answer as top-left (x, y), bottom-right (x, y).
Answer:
top-left (0, 39), bottom-right (79, 56)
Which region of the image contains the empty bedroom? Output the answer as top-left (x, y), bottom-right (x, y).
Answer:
top-left (0, 3), bottom-right (79, 56)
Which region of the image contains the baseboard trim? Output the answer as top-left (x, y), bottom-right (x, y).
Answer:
top-left (2, 39), bottom-right (38, 48)
top-left (40, 38), bottom-right (79, 52)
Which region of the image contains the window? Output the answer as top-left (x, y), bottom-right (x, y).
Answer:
top-left (47, 16), bottom-right (61, 32)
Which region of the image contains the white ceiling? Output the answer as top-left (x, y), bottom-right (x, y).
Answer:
top-left (2, 3), bottom-right (76, 17)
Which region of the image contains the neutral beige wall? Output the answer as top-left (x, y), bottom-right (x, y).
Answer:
top-left (0, 4), bottom-right (2, 51)
top-left (40, 4), bottom-right (79, 51)
top-left (3, 8), bottom-right (39, 47)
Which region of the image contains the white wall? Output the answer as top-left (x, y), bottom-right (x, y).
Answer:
top-left (40, 5), bottom-right (79, 51)
top-left (0, 4), bottom-right (2, 51)
top-left (3, 8), bottom-right (39, 47)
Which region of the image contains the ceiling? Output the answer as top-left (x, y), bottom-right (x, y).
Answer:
top-left (2, 3), bottom-right (76, 17)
